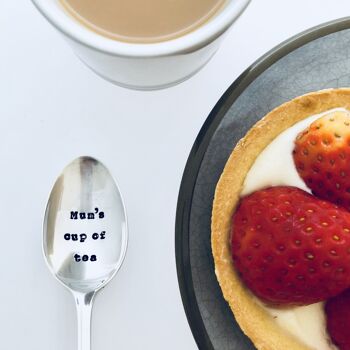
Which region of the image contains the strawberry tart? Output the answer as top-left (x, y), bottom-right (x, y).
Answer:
top-left (212, 88), bottom-right (350, 350)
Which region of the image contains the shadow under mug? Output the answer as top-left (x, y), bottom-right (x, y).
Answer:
top-left (31, 0), bottom-right (251, 90)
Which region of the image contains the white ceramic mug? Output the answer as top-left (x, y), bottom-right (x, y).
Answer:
top-left (32, 0), bottom-right (251, 90)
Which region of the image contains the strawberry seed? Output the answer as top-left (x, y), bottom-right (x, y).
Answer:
top-left (305, 252), bottom-right (314, 260)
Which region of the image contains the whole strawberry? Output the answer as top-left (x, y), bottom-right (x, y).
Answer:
top-left (325, 288), bottom-right (350, 350)
top-left (293, 110), bottom-right (350, 210)
top-left (232, 186), bottom-right (350, 306)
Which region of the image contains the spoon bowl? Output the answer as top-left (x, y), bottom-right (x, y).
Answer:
top-left (43, 156), bottom-right (128, 349)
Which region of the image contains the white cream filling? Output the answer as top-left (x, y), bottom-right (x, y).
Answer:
top-left (240, 108), bottom-right (348, 350)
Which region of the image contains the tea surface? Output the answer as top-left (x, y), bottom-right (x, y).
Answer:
top-left (60, 0), bottom-right (225, 43)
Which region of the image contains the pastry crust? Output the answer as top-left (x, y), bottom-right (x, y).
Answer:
top-left (211, 88), bottom-right (350, 350)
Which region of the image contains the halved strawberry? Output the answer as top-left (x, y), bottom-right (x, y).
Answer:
top-left (326, 288), bottom-right (350, 350)
top-left (232, 186), bottom-right (350, 306)
top-left (293, 110), bottom-right (350, 210)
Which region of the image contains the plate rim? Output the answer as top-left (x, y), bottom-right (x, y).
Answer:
top-left (175, 16), bottom-right (350, 350)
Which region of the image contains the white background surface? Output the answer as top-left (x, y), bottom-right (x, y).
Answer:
top-left (1, 1), bottom-right (350, 349)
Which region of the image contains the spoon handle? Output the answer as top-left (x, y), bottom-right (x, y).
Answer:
top-left (74, 292), bottom-right (95, 350)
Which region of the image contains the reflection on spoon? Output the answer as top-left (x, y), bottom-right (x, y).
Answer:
top-left (43, 156), bottom-right (128, 350)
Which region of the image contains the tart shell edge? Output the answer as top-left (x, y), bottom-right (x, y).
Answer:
top-left (211, 88), bottom-right (350, 350)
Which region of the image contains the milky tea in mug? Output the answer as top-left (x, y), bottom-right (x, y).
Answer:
top-left (60, 0), bottom-right (226, 43)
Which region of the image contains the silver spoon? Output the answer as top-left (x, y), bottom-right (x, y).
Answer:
top-left (43, 156), bottom-right (128, 350)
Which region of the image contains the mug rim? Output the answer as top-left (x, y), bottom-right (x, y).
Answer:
top-left (31, 0), bottom-right (251, 58)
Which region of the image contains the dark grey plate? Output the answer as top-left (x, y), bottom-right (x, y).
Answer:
top-left (176, 17), bottom-right (350, 350)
